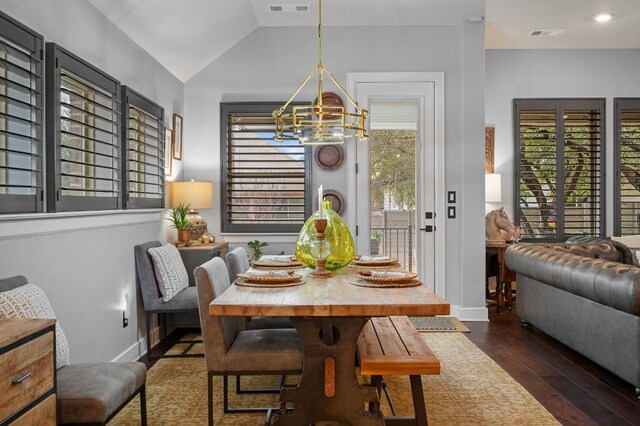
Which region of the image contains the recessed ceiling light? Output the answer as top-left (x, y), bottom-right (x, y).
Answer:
top-left (594, 12), bottom-right (613, 23)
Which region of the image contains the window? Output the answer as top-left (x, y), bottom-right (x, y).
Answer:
top-left (614, 98), bottom-right (640, 236)
top-left (0, 12), bottom-right (44, 213)
top-left (514, 99), bottom-right (605, 241)
top-left (221, 102), bottom-right (311, 233)
top-left (122, 87), bottom-right (165, 209)
top-left (46, 43), bottom-right (122, 212)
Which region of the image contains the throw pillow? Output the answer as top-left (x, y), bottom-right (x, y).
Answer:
top-left (0, 283), bottom-right (70, 369)
top-left (148, 243), bottom-right (189, 302)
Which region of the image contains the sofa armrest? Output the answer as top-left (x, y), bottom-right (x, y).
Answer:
top-left (505, 244), bottom-right (640, 316)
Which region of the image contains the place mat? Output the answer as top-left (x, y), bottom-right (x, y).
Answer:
top-left (355, 271), bottom-right (418, 283)
top-left (352, 257), bottom-right (399, 266)
top-left (409, 316), bottom-right (470, 333)
top-left (236, 272), bottom-right (302, 284)
top-left (234, 278), bottom-right (305, 288)
top-left (348, 279), bottom-right (422, 288)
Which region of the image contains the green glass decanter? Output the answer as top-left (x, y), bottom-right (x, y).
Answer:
top-left (295, 200), bottom-right (355, 271)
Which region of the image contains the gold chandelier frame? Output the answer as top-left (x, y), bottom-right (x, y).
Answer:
top-left (273, 0), bottom-right (368, 144)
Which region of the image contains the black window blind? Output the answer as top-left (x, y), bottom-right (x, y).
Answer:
top-left (46, 43), bottom-right (122, 212)
top-left (221, 103), bottom-right (311, 233)
top-left (122, 87), bottom-right (165, 209)
top-left (0, 12), bottom-right (44, 213)
top-left (614, 98), bottom-right (640, 236)
top-left (515, 99), bottom-right (605, 241)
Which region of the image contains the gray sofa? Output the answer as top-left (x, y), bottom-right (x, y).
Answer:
top-left (505, 241), bottom-right (640, 392)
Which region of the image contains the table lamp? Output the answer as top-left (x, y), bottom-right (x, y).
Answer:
top-left (169, 180), bottom-right (213, 240)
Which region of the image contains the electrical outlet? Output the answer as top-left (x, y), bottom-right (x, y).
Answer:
top-left (123, 311), bottom-right (129, 328)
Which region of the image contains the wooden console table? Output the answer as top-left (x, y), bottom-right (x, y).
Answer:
top-left (486, 243), bottom-right (517, 312)
top-left (177, 241), bottom-right (229, 286)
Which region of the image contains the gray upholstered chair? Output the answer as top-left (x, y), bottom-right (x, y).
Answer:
top-left (225, 247), bottom-right (294, 331)
top-left (0, 276), bottom-right (147, 425)
top-left (134, 240), bottom-right (202, 358)
top-left (194, 257), bottom-right (303, 426)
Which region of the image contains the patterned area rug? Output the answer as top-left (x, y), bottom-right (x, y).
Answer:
top-left (111, 333), bottom-right (558, 425)
top-left (409, 316), bottom-right (470, 332)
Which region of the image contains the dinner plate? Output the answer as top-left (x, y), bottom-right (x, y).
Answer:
top-left (355, 271), bottom-right (418, 283)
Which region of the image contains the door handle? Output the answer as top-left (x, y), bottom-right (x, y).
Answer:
top-left (419, 225), bottom-right (435, 232)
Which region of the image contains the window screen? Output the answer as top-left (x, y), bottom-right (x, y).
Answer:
top-left (514, 99), bottom-right (605, 241)
top-left (122, 87), bottom-right (165, 209)
top-left (0, 12), bottom-right (44, 213)
top-left (46, 43), bottom-right (122, 212)
top-left (221, 103), bottom-right (311, 233)
top-left (614, 98), bottom-right (640, 236)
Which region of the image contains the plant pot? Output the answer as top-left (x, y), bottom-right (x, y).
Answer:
top-left (177, 229), bottom-right (191, 242)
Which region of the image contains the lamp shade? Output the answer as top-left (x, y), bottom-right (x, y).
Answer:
top-left (169, 181), bottom-right (213, 210)
top-left (485, 173), bottom-right (502, 203)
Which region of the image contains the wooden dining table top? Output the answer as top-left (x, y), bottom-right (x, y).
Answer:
top-left (209, 267), bottom-right (450, 317)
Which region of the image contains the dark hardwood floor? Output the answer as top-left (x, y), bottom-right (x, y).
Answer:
top-left (466, 307), bottom-right (640, 426)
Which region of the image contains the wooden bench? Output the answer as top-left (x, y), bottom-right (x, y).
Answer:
top-left (357, 316), bottom-right (440, 426)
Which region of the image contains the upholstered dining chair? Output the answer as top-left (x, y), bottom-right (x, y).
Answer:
top-left (134, 240), bottom-right (202, 358)
top-left (0, 276), bottom-right (147, 425)
top-left (225, 246), bottom-right (294, 331)
top-left (194, 257), bottom-right (303, 426)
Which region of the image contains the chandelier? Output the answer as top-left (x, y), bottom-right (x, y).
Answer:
top-left (273, 0), bottom-right (368, 145)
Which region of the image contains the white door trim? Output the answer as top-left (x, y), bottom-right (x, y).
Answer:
top-left (347, 72), bottom-right (446, 297)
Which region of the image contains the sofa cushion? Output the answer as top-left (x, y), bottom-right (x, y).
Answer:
top-left (0, 283), bottom-right (70, 369)
top-left (148, 243), bottom-right (189, 302)
top-left (57, 362), bottom-right (146, 424)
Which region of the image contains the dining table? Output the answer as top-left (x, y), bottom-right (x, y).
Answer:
top-left (209, 265), bottom-right (450, 425)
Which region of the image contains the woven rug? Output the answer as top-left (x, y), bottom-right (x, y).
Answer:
top-left (111, 333), bottom-right (558, 425)
top-left (409, 316), bottom-right (470, 332)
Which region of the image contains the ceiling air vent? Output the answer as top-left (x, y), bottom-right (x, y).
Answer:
top-left (269, 4), bottom-right (310, 13)
top-left (530, 30), bottom-right (566, 37)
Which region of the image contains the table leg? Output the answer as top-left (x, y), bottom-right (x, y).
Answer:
top-left (274, 316), bottom-right (383, 426)
top-left (505, 281), bottom-right (513, 311)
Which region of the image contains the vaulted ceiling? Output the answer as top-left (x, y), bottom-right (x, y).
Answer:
top-left (88, 0), bottom-right (640, 82)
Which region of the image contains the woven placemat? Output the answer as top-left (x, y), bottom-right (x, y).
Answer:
top-left (251, 264), bottom-right (306, 270)
top-left (234, 279), bottom-right (306, 288)
top-left (348, 279), bottom-right (421, 288)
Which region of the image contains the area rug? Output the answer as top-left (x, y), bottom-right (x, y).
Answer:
top-left (409, 316), bottom-right (470, 332)
top-left (111, 333), bottom-right (558, 425)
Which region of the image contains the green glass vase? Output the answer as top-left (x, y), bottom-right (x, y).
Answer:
top-left (295, 200), bottom-right (355, 271)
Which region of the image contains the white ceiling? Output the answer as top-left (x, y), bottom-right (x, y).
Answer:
top-left (88, 0), bottom-right (640, 82)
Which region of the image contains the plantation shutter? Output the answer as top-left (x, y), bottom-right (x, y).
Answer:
top-left (122, 87), bottom-right (165, 209)
top-left (46, 43), bottom-right (122, 211)
top-left (0, 12), bottom-right (44, 213)
top-left (514, 99), bottom-right (605, 241)
top-left (221, 103), bottom-right (311, 233)
top-left (614, 98), bottom-right (640, 236)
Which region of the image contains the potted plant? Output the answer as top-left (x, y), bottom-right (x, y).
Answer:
top-left (166, 203), bottom-right (191, 242)
top-left (247, 240), bottom-right (269, 262)
top-left (370, 230), bottom-right (381, 255)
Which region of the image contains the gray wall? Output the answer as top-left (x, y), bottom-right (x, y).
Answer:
top-left (485, 49), bottom-right (640, 235)
top-left (184, 24), bottom-right (486, 316)
top-left (0, 0), bottom-right (184, 362)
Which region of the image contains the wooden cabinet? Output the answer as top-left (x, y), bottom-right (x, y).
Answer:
top-left (177, 241), bottom-right (229, 286)
top-left (0, 319), bottom-right (56, 426)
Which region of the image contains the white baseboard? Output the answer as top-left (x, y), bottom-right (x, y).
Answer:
top-left (449, 305), bottom-right (488, 321)
top-left (111, 326), bottom-right (160, 362)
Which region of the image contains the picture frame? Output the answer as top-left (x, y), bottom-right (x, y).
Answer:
top-left (485, 125), bottom-right (495, 173)
top-left (173, 113), bottom-right (183, 160)
top-left (165, 128), bottom-right (173, 176)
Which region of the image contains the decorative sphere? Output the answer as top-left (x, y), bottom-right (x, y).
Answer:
top-left (295, 200), bottom-right (355, 271)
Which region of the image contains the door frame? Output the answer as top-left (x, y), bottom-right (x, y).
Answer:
top-left (347, 72), bottom-right (446, 297)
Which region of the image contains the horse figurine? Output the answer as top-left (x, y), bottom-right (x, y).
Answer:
top-left (486, 207), bottom-right (516, 243)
